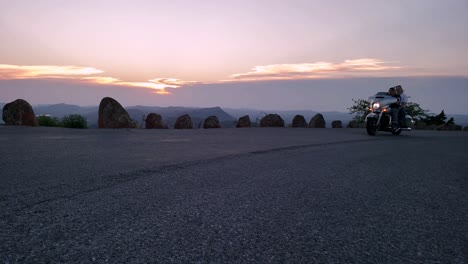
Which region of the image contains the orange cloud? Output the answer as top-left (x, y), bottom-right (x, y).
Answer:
top-left (152, 89), bottom-right (172, 95)
top-left (0, 64), bottom-right (196, 94)
top-left (81, 77), bottom-right (198, 92)
top-left (0, 59), bottom-right (404, 91)
top-left (81, 76), bottom-right (121, 84)
top-left (148, 78), bottom-right (199, 87)
top-left (0, 64), bottom-right (103, 79)
top-left (227, 58), bottom-right (401, 81)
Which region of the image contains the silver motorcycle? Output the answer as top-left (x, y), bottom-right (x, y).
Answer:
top-left (365, 92), bottom-right (412, 136)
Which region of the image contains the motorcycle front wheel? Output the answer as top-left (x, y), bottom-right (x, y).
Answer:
top-left (366, 118), bottom-right (378, 136)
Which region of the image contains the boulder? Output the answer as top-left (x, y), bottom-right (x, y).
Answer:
top-left (414, 123), bottom-right (424, 130)
top-left (236, 115), bottom-right (252, 128)
top-left (331, 120), bottom-right (343, 128)
top-left (260, 114), bottom-right (284, 127)
top-left (98, 97), bottom-right (135, 128)
top-left (145, 113), bottom-right (168, 129)
top-left (174, 114), bottom-right (193, 129)
top-left (437, 124), bottom-right (462, 131)
top-left (308, 113), bottom-right (325, 128)
top-left (346, 120), bottom-right (364, 128)
top-left (406, 117), bottom-right (415, 128)
top-left (2, 99), bottom-right (38, 126)
top-left (414, 121), bottom-right (431, 130)
top-left (291, 115), bottom-right (307, 128)
top-left (203, 116), bottom-right (221, 129)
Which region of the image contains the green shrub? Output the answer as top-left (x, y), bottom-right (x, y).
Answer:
top-left (348, 99), bottom-right (371, 123)
top-left (61, 114), bottom-right (87, 129)
top-left (37, 115), bottom-right (61, 127)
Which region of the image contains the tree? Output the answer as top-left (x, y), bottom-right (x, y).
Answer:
top-left (61, 114), bottom-right (87, 129)
top-left (423, 110), bottom-right (446, 126)
top-left (446, 117), bottom-right (455, 125)
top-left (421, 110), bottom-right (457, 126)
top-left (37, 115), bottom-right (61, 127)
top-left (348, 99), bottom-right (370, 123)
top-left (406, 102), bottom-right (430, 121)
top-left (349, 98), bottom-right (436, 121)
top-left (434, 110), bottom-right (447, 125)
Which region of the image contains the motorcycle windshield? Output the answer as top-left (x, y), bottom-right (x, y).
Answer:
top-left (369, 92), bottom-right (398, 106)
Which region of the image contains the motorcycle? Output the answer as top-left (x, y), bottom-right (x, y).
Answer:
top-left (365, 92), bottom-right (412, 136)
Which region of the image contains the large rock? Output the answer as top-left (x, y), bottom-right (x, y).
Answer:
top-left (416, 123), bottom-right (437, 130)
top-left (2, 99), bottom-right (38, 126)
top-left (174, 114), bottom-right (193, 129)
top-left (347, 120), bottom-right (365, 128)
top-left (331, 120), bottom-right (343, 128)
top-left (145, 113), bottom-right (168, 129)
top-left (260, 114), bottom-right (284, 127)
top-left (437, 124), bottom-right (462, 131)
top-left (406, 117), bottom-right (415, 128)
top-left (203, 116), bottom-right (221, 129)
top-left (98, 97), bottom-right (135, 128)
top-left (236, 115), bottom-right (251, 128)
top-left (308, 113), bottom-right (325, 128)
top-left (291, 115), bottom-right (307, 128)
top-left (414, 121), bottom-right (432, 130)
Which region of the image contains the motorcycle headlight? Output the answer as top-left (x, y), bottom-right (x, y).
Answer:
top-left (372, 102), bottom-right (381, 110)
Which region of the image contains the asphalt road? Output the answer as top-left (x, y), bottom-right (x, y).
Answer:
top-left (1, 126), bottom-right (467, 263)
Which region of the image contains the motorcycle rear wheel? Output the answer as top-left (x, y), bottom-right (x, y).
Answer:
top-left (366, 118), bottom-right (378, 136)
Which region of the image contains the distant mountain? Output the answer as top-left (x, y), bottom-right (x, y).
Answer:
top-left (126, 106), bottom-right (237, 128)
top-left (224, 108), bottom-right (355, 128)
top-left (35, 103), bottom-right (98, 117)
top-left (448, 114), bottom-right (468, 127)
top-left (125, 106), bottom-right (234, 121)
top-left (5, 103), bottom-right (236, 128)
top-left (1, 102), bottom-right (467, 128)
top-left (272, 110), bottom-right (355, 128)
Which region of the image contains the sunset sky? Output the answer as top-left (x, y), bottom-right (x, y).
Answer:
top-left (1, 0), bottom-right (467, 114)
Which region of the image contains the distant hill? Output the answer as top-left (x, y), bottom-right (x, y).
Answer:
top-left (448, 114), bottom-right (468, 127)
top-left (34, 103), bottom-right (97, 117)
top-left (274, 110), bottom-right (355, 128)
top-left (1, 102), bottom-right (467, 128)
top-left (126, 106), bottom-right (237, 128)
top-left (224, 108), bottom-right (356, 128)
top-left (224, 108), bottom-right (468, 128)
top-left (1, 103), bottom-right (237, 128)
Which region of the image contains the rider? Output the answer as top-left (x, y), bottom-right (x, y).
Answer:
top-left (387, 87), bottom-right (401, 129)
top-left (395, 85), bottom-right (408, 128)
